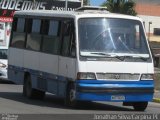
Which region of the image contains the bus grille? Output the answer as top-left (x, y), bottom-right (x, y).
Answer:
top-left (96, 73), bottom-right (140, 80)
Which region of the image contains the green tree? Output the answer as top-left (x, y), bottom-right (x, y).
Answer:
top-left (102, 0), bottom-right (137, 16)
top-left (83, 0), bottom-right (90, 5)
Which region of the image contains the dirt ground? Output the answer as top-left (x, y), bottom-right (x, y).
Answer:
top-left (150, 35), bottom-right (160, 42)
top-left (149, 35), bottom-right (160, 48)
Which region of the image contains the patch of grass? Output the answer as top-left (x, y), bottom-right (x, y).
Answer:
top-left (154, 73), bottom-right (160, 90)
top-left (153, 98), bottom-right (160, 103)
top-left (150, 41), bottom-right (160, 48)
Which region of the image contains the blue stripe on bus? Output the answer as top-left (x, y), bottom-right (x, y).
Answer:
top-left (76, 80), bottom-right (154, 88)
top-left (8, 65), bottom-right (68, 97)
top-left (76, 92), bottom-right (153, 102)
top-left (76, 80), bottom-right (154, 101)
top-left (8, 65), bottom-right (69, 82)
top-left (9, 65), bottom-right (154, 102)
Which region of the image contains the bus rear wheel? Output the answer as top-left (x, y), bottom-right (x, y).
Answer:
top-left (133, 102), bottom-right (148, 111)
top-left (23, 75), bottom-right (45, 99)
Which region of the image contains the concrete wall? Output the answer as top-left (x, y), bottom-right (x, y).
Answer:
top-left (138, 15), bottom-right (160, 34)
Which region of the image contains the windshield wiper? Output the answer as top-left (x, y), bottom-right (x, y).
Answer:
top-left (91, 52), bottom-right (110, 56)
top-left (132, 55), bottom-right (149, 61)
top-left (89, 52), bottom-right (149, 61)
top-left (91, 52), bottom-right (124, 61)
top-left (118, 55), bottom-right (149, 61)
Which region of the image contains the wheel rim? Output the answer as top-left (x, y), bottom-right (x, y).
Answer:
top-left (69, 89), bottom-right (76, 102)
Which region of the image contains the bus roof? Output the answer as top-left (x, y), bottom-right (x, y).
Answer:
top-left (14, 10), bottom-right (142, 21)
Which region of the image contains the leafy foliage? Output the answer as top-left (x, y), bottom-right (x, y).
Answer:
top-left (83, 0), bottom-right (90, 5)
top-left (101, 0), bottom-right (137, 16)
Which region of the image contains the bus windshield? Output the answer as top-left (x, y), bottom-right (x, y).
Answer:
top-left (78, 18), bottom-right (150, 58)
top-left (0, 49), bottom-right (8, 59)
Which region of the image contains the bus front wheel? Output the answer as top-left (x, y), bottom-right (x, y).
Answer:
top-left (133, 102), bottom-right (148, 111)
top-left (65, 83), bottom-right (77, 108)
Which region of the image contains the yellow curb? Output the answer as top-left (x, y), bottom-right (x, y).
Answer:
top-left (153, 98), bottom-right (160, 103)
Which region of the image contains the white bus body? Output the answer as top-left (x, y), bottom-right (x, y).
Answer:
top-left (8, 10), bottom-right (154, 111)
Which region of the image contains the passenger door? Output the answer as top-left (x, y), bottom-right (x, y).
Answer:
top-left (58, 19), bottom-right (76, 81)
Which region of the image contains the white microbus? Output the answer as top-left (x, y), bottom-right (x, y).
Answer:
top-left (8, 9), bottom-right (154, 111)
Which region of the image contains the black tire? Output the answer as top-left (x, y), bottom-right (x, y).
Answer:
top-left (34, 90), bottom-right (45, 99)
top-left (133, 102), bottom-right (148, 111)
top-left (23, 75), bottom-right (45, 99)
top-left (23, 81), bottom-right (27, 97)
top-left (65, 83), bottom-right (77, 108)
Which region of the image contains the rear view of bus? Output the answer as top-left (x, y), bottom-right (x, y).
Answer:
top-left (75, 14), bottom-right (154, 111)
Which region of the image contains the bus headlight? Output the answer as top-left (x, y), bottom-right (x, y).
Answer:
top-left (141, 74), bottom-right (153, 80)
top-left (77, 72), bottom-right (96, 80)
top-left (0, 63), bottom-right (6, 68)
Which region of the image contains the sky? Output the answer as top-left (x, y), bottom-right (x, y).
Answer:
top-left (90, 0), bottom-right (106, 6)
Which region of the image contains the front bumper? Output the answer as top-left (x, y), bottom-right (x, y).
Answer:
top-left (76, 80), bottom-right (154, 102)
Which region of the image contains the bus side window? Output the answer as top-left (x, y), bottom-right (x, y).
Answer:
top-left (42, 20), bottom-right (61, 55)
top-left (61, 20), bottom-right (76, 57)
top-left (26, 19), bottom-right (42, 51)
top-left (11, 17), bottom-right (26, 48)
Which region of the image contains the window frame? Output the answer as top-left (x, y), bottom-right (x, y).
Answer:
top-left (10, 17), bottom-right (27, 49)
top-left (41, 19), bottom-right (62, 55)
top-left (25, 18), bottom-right (43, 51)
top-left (9, 15), bottom-right (77, 58)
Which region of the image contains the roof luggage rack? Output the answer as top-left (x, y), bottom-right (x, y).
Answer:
top-left (75, 6), bottom-right (108, 11)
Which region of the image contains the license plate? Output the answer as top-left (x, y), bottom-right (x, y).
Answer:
top-left (111, 95), bottom-right (125, 100)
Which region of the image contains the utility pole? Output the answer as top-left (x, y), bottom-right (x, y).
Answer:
top-left (81, 0), bottom-right (83, 7)
top-left (148, 21), bottom-right (152, 41)
top-left (65, 0), bottom-right (68, 11)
